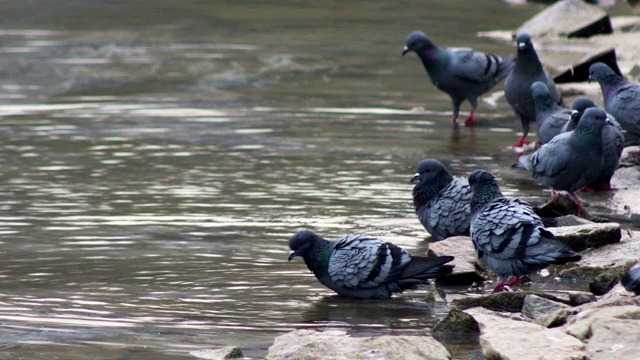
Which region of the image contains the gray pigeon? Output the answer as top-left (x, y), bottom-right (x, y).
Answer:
top-left (531, 81), bottom-right (571, 144)
top-left (504, 33), bottom-right (564, 147)
top-left (411, 159), bottom-right (472, 240)
top-left (468, 170), bottom-right (581, 292)
top-left (562, 97), bottom-right (624, 191)
top-left (589, 62), bottom-right (640, 135)
top-left (402, 31), bottom-right (514, 126)
top-left (514, 108), bottom-right (611, 216)
top-left (621, 262), bottom-right (640, 295)
top-left (288, 229), bottom-right (454, 299)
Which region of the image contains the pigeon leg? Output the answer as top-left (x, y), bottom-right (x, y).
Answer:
top-left (581, 186), bottom-right (595, 192)
top-left (599, 182), bottom-right (615, 191)
top-left (450, 97), bottom-right (463, 126)
top-left (510, 117), bottom-right (531, 148)
top-left (548, 189), bottom-right (558, 202)
top-left (492, 276), bottom-right (521, 292)
top-left (463, 109), bottom-right (476, 126)
top-left (568, 192), bottom-right (582, 217)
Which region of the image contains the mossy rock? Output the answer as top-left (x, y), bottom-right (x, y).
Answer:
top-left (433, 309), bottom-right (480, 334)
top-left (452, 292), bottom-right (527, 312)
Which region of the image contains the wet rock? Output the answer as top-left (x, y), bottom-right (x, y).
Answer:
top-left (562, 299), bottom-right (640, 359)
top-left (452, 292), bottom-right (527, 312)
top-left (517, 0), bottom-right (612, 38)
top-left (191, 347), bottom-right (243, 359)
top-left (536, 307), bottom-right (577, 328)
top-left (266, 329), bottom-right (451, 360)
top-left (464, 307), bottom-right (588, 359)
top-left (559, 232), bottom-right (640, 294)
top-left (433, 309), bottom-right (480, 334)
top-left (553, 47), bottom-right (621, 83)
top-left (428, 236), bottom-right (487, 284)
top-left (548, 214), bottom-right (594, 227)
top-left (522, 294), bottom-right (571, 321)
top-left (549, 222), bottom-right (621, 252)
top-left (534, 193), bottom-right (586, 218)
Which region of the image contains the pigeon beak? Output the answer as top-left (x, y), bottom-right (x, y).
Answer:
top-left (410, 173), bottom-right (420, 183)
top-left (605, 117), bottom-right (613, 125)
top-left (517, 42), bottom-right (526, 50)
top-left (588, 74), bottom-right (593, 83)
top-left (402, 46), bottom-right (410, 56)
top-left (288, 250), bottom-right (297, 261)
top-left (570, 109), bottom-right (579, 122)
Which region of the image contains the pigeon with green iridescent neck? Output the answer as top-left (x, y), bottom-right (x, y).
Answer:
top-left (621, 262), bottom-right (640, 295)
top-left (504, 33), bottom-right (563, 147)
top-left (468, 170), bottom-right (581, 292)
top-left (514, 108), bottom-right (611, 216)
top-left (589, 62), bottom-right (640, 135)
top-left (561, 97), bottom-right (623, 191)
top-left (531, 81), bottom-right (571, 144)
top-left (287, 229), bottom-right (454, 299)
top-left (402, 31), bottom-right (514, 126)
top-left (411, 159), bottom-right (472, 240)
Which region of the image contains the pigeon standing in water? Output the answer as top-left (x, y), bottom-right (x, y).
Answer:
top-left (531, 81), bottom-right (571, 144)
top-left (468, 170), bottom-right (581, 292)
top-left (402, 31), bottom-right (514, 126)
top-left (514, 108), bottom-right (611, 216)
top-left (562, 97), bottom-right (624, 191)
top-left (589, 62), bottom-right (640, 136)
top-left (287, 230), bottom-right (454, 299)
top-left (504, 33), bottom-right (563, 147)
top-left (411, 159), bottom-right (472, 240)
top-left (621, 262), bottom-right (640, 295)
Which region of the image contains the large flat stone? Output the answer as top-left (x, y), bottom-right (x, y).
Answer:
top-left (428, 236), bottom-right (486, 284)
top-left (266, 329), bottom-right (451, 360)
top-left (559, 232), bottom-right (640, 294)
top-left (464, 307), bottom-right (587, 360)
top-left (549, 222), bottom-right (621, 252)
top-left (522, 294), bottom-right (572, 322)
top-left (517, 0), bottom-right (612, 38)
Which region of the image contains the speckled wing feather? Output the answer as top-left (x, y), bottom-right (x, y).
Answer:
top-left (446, 48), bottom-right (512, 85)
top-left (328, 234), bottom-right (410, 289)
top-left (422, 177), bottom-right (473, 240)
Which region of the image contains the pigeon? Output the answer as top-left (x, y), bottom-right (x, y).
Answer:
top-left (589, 62), bottom-right (640, 135)
top-left (410, 159), bottom-right (472, 240)
top-left (504, 33), bottom-right (564, 147)
top-left (514, 107), bottom-right (611, 216)
top-left (531, 81), bottom-right (571, 144)
top-left (621, 262), bottom-right (640, 295)
top-left (468, 170), bottom-right (581, 292)
top-left (561, 97), bottom-right (624, 191)
top-left (402, 31), bottom-right (514, 126)
top-left (287, 229), bottom-right (454, 299)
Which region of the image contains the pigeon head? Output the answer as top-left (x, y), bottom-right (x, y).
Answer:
top-left (577, 107), bottom-right (610, 129)
top-left (468, 170), bottom-right (502, 212)
top-left (402, 31), bottom-right (435, 56)
top-left (588, 62), bottom-right (619, 84)
top-left (515, 32), bottom-right (532, 52)
top-left (410, 159), bottom-right (452, 185)
top-left (570, 97), bottom-right (596, 124)
top-left (288, 229), bottom-right (320, 261)
top-left (531, 81), bottom-right (554, 110)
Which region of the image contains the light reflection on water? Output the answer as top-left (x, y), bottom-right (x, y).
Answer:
top-left (0, 1), bottom-right (636, 359)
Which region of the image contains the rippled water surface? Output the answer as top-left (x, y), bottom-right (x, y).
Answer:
top-left (0, 1), bottom-right (637, 359)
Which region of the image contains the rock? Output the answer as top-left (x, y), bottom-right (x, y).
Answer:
top-left (517, 0), bottom-right (612, 38)
top-left (536, 308), bottom-right (577, 328)
top-left (190, 347), bottom-right (243, 359)
top-left (562, 301), bottom-right (640, 359)
top-left (428, 236), bottom-right (487, 284)
top-left (522, 294), bottom-right (572, 321)
top-left (549, 222), bottom-right (621, 252)
top-left (464, 307), bottom-right (588, 360)
top-left (452, 292), bottom-right (527, 312)
top-left (534, 193), bottom-right (587, 218)
top-left (559, 232), bottom-right (640, 294)
top-left (548, 215), bottom-right (594, 227)
top-left (432, 309), bottom-right (480, 334)
top-left (553, 47), bottom-right (621, 84)
top-left (266, 329), bottom-right (451, 360)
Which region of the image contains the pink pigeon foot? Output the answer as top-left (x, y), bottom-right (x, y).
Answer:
top-left (568, 192), bottom-right (583, 217)
top-left (463, 110), bottom-right (476, 126)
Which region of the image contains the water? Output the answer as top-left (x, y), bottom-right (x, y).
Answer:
top-left (0, 1), bottom-right (636, 359)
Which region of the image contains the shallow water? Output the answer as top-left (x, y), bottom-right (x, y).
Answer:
top-left (0, 1), bottom-right (637, 359)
